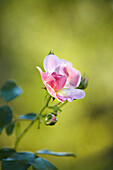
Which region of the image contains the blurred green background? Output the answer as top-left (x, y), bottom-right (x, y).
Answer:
top-left (0, 0), bottom-right (113, 169)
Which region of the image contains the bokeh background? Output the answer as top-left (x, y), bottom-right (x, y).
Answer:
top-left (0, 0), bottom-right (113, 169)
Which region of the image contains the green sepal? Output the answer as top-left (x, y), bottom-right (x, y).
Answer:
top-left (48, 51), bottom-right (54, 55)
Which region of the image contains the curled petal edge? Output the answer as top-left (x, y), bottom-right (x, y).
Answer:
top-left (57, 88), bottom-right (85, 102)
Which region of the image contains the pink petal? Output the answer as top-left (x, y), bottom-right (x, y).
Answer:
top-left (51, 72), bottom-right (67, 91)
top-left (55, 59), bottom-right (72, 74)
top-left (36, 66), bottom-right (55, 93)
top-left (57, 88), bottom-right (85, 102)
top-left (36, 66), bottom-right (64, 101)
top-left (58, 59), bottom-right (72, 67)
top-left (45, 83), bottom-right (57, 99)
top-left (36, 66), bottom-right (55, 88)
top-left (59, 64), bottom-right (81, 88)
top-left (43, 54), bottom-right (59, 73)
top-left (46, 84), bottom-right (63, 102)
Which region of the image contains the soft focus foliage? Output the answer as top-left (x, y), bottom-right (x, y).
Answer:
top-left (36, 149), bottom-right (75, 157)
top-left (1, 80), bottom-right (22, 102)
top-left (0, 106), bottom-right (13, 134)
top-left (0, 0), bottom-right (113, 169)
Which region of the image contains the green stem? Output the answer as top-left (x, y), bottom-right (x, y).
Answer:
top-left (59, 100), bottom-right (68, 108)
top-left (47, 102), bottom-right (61, 109)
top-left (14, 95), bottom-right (51, 150)
top-left (47, 101), bottom-right (68, 112)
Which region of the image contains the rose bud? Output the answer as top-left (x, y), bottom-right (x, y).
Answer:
top-left (77, 75), bottom-right (88, 90)
top-left (45, 113), bottom-right (57, 126)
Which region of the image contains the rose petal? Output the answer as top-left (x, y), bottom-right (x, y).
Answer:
top-left (58, 59), bottom-right (73, 67)
top-left (36, 66), bottom-right (63, 102)
top-left (55, 59), bottom-right (72, 74)
top-left (57, 88), bottom-right (85, 102)
top-left (44, 83), bottom-right (63, 102)
top-left (36, 66), bottom-right (56, 98)
top-left (43, 54), bottom-right (59, 73)
top-left (45, 83), bottom-right (57, 99)
top-left (59, 64), bottom-right (81, 88)
top-left (36, 66), bottom-right (55, 87)
top-left (51, 72), bottom-right (67, 91)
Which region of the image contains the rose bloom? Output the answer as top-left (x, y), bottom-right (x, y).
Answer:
top-left (36, 54), bottom-right (85, 102)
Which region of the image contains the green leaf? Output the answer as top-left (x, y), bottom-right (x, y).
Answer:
top-left (5, 121), bottom-right (15, 136)
top-left (18, 113), bottom-right (37, 120)
top-left (2, 161), bottom-right (30, 170)
top-left (2, 152), bottom-right (35, 170)
top-left (1, 80), bottom-right (22, 102)
top-left (0, 148), bottom-right (16, 161)
top-left (0, 105), bottom-right (13, 134)
top-left (33, 157), bottom-right (57, 170)
top-left (36, 150), bottom-right (75, 157)
top-left (4, 151), bottom-right (35, 162)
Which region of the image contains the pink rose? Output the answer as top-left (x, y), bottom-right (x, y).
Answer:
top-left (36, 54), bottom-right (85, 102)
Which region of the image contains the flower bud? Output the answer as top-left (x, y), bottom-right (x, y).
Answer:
top-left (45, 113), bottom-right (57, 126)
top-left (77, 75), bottom-right (88, 89)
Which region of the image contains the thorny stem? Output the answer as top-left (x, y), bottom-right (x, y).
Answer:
top-left (14, 95), bottom-right (51, 150)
